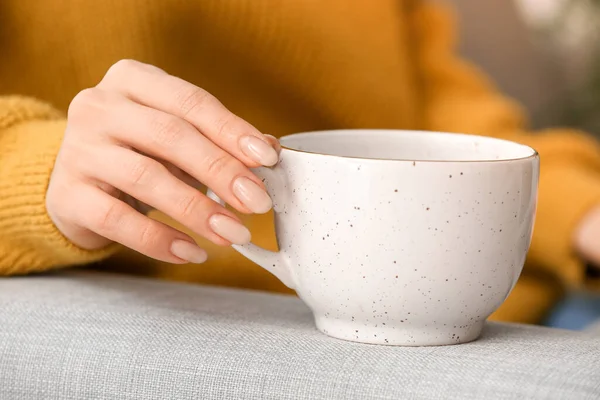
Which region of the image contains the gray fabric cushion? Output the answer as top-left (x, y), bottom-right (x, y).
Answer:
top-left (1, 271), bottom-right (599, 400)
top-left (586, 320), bottom-right (600, 335)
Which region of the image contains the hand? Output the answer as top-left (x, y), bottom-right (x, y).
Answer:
top-left (574, 205), bottom-right (600, 269)
top-left (46, 59), bottom-right (279, 264)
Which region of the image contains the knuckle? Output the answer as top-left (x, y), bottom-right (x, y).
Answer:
top-left (68, 88), bottom-right (101, 118)
top-left (93, 201), bottom-right (127, 234)
top-left (176, 191), bottom-right (206, 220)
top-left (204, 152), bottom-right (233, 177)
top-left (214, 115), bottom-right (235, 138)
top-left (174, 87), bottom-right (210, 117)
top-left (127, 158), bottom-right (160, 187)
top-left (137, 220), bottom-right (161, 250)
top-left (105, 59), bottom-right (139, 80)
top-left (149, 115), bottom-right (186, 148)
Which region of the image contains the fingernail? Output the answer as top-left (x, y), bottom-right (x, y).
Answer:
top-left (233, 176), bottom-right (273, 214)
top-left (209, 214), bottom-right (251, 245)
top-left (170, 240), bottom-right (208, 263)
top-left (240, 136), bottom-right (279, 166)
top-left (264, 134), bottom-right (281, 153)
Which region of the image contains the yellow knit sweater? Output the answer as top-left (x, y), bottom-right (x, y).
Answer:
top-left (2, 0), bottom-right (600, 324)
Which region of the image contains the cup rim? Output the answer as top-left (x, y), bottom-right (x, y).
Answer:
top-left (279, 129), bottom-right (539, 164)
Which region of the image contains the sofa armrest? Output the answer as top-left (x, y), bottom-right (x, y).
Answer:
top-left (586, 320), bottom-right (600, 335)
top-left (1, 271), bottom-right (599, 399)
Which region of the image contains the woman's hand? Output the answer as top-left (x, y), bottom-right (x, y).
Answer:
top-left (574, 206), bottom-right (600, 269)
top-left (46, 60), bottom-right (279, 264)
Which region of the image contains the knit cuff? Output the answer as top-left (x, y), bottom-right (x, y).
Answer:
top-left (0, 98), bottom-right (118, 275)
top-left (527, 163), bottom-right (600, 286)
top-left (0, 96), bottom-right (63, 130)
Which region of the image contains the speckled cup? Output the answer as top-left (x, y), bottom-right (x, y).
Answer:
top-left (210, 130), bottom-right (539, 346)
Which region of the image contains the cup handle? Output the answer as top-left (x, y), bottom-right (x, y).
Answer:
top-left (206, 166), bottom-right (296, 289)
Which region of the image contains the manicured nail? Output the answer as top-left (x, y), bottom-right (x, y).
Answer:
top-left (240, 136), bottom-right (279, 166)
top-left (209, 214), bottom-right (251, 245)
top-left (170, 240), bottom-right (208, 263)
top-left (264, 134), bottom-right (281, 153)
top-left (233, 177), bottom-right (273, 214)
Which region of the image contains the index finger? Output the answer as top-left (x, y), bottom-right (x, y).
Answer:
top-left (97, 59), bottom-right (279, 168)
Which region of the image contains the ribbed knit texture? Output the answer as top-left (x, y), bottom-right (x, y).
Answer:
top-left (1, 0), bottom-right (600, 323)
top-left (0, 97), bottom-right (118, 274)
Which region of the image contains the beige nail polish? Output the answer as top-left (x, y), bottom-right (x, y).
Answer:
top-left (233, 176), bottom-right (273, 214)
top-left (209, 214), bottom-right (251, 245)
top-left (240, 136), bottom-right (279, 166)
top-left (170, 240), bottom-right (208, 263)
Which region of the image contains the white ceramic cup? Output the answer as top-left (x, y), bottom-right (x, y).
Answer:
top-left (209, 129), bottom-right (539, 346)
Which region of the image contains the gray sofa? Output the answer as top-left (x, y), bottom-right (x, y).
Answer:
top-left (1, 272), bottom-right (599, 399)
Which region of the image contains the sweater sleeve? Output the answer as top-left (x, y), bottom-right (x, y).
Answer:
top-left (410, 3), bottom-right (600, 287)
top-left (0, 96), bottom-right (118, 275)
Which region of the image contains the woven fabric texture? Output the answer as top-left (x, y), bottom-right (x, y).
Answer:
top-left (1, 271), bottom-right (599, 400)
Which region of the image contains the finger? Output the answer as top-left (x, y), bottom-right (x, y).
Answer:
top-left (98, 59), bottom-right (278, 167)
top-left (82, 145), bottom-right (252, 246)
top-left (73, 184), bottom-right (207, 264)
top-left (97, 96), bottom-right (272, 214)
top-left (161, 161), bottom-right (205, 191)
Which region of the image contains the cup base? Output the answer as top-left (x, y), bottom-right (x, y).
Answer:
top-left (314, 316), bottom-right (484, 346)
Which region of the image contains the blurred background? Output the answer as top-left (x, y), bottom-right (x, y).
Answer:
top-left (449, 0), bottom-right (600, 330)
top-left (450, 0), bottom-right (600, 137)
